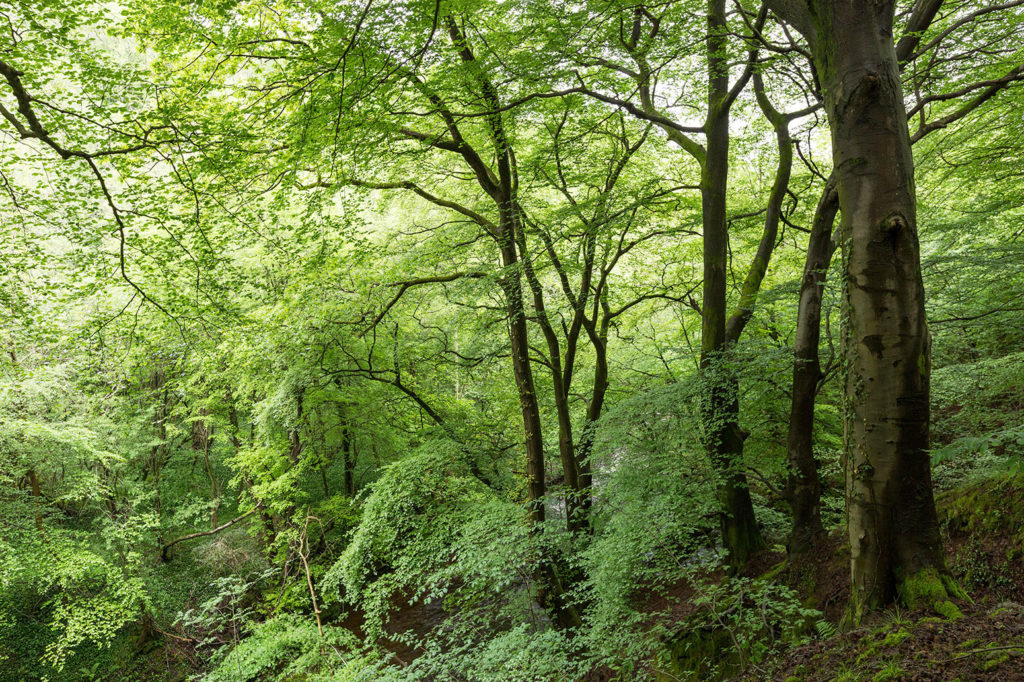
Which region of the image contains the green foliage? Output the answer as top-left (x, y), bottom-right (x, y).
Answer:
top-left (0, 365), bottom-right (157, 678)
top-left (931, 351), bottom-right (1024, 485)
top-left (321, 440), bottom-right (506, 635)
top-left (176, 569), bottom-right (276, 653)
top-left (204, 614), bottom-right (377, 682)
top-left (439, 625), bottom-right (581, 682)
top-left (663, 574), bottom-right (821, 679)
top-left (1, 0), bottom-right (1023, 679)
top-left (575, 380), bottom-right (722, 668)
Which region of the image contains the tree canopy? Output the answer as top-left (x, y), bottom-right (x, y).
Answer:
top-left (2, 0), bottom-right (1024, 680)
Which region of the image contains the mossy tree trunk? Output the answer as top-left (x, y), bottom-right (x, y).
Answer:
top-left (767, 0), bottom-right (954, 617)
top-left (700, 0), bottom-right (765, 567)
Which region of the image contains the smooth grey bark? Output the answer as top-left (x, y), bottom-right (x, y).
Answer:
top-left (766, 0), bottom-right (956, 617)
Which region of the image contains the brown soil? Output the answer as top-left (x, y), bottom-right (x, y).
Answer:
top-left (337, 594), bottom-right (448, 668)
top-left (739, 475), bottom-right (1024, 681)
top-left (761, 602), bottom-right (1024, 681)
top-left (776, 536), bottom-right (850, 625)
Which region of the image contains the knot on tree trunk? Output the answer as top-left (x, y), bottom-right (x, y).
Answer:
top-left (882, 212), bottom-right (911, 253)
top-left (882, 212), bottom-right (909, 234)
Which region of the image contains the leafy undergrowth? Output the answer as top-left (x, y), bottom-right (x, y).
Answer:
top-left (581, 472), bottom-right (1024, 681)
top-left (941, 475), bottom-right (1024, 603)
top-left (739, 474), bottom-right (1024, 681)
top-left (148, 473), bottom-right (1024, 681)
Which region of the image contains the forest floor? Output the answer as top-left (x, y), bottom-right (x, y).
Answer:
top-left (345, 474), bottom-right (1024, 681)
top-left (746, 474), bottom-right (1024, 681)
top-left (141, 475), bottom-right (1024, 682)
top-left (767, 601), bottom-right (1024, 681)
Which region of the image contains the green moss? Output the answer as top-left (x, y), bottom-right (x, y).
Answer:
top-left (857, 642), bottom-right (880, 663)
top-left (897, 567), bottom-right (965, 616)
top-left (872, 661), bottom-right (905, 682)
top-left (760, 560), bottom-right (788, 582)
top-left (979, 651), bottom-right (1011, 672)
top-left (940, 475), bottom-right (1024, 547)
top-left (898, 567), bottom-right (946, 607)
top-left (935, 600), bottom-right (963, 620)
top-left (882, 627), bottom-right (912, 647)
top-left (661, 625), bottom-right (736, 681)
top-left (943, 575), bottom-right (970, 601)
top-left (855, 625), bottom-right (913, 668)
top-left (788, 664), bottom-right (808, 680)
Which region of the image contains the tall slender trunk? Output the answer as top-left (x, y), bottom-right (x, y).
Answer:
top-left (342, 419), bottom-right (355, 497)
top-left (576, 316), bottom-right (609, 502)
top-left (150, 373), bottom-right (167, 520)
top-left (27, 468), bottom-right (43, 531)
top-left (193, 411), bottom-right (219, 528)
top-left (498, 216), bottom-right (547, 525)
top-left (786, 180), bottom-right (838, 553)
top-left (437, 17), bottom-right (580, 627)
top-left (288, 388), bottom-right (305, 465)
top-left (514, 219), bottom-right (584, 530)
top-left (768, 0), bottom-right (955, 616)
top-left (701, 0), bottom-right (764, 567)
top-left (204, 425), bottom-right (219, 528)
top-left (229, 400), bottom-right (277, 546)
top-left (499, 213), bottom-right (581, 629)
top-left (553, 391), bottom-right (583, 530)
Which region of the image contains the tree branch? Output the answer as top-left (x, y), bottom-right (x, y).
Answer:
top-left (161, 508), bottom-right (258, 561)
top-left (360, 272), bottom-right (488, 337)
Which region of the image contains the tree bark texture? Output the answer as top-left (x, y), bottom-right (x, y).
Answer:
top-left (767, 0), bottom-right (954, 615)
top-left (514, 217), bottom-right (585, 530)
top-left (700, 0), bottom-right (765, 567)
top-left (786, 179), bottom-right (838, 553)
top-left (498, 216), bottom-right (547, 525)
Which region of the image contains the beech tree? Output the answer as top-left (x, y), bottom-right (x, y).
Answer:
top-left (5, 0), bottom-right (1024, 677)
top-left (763, 0), bottom-right (1020, 615)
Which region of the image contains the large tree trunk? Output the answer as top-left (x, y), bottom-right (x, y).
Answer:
top-left (769, 0), bottom-right (956, 617)
top-left (786, 179), bottom-right (838, 553)
top-left (700, 0), bottom-right (764, 567)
